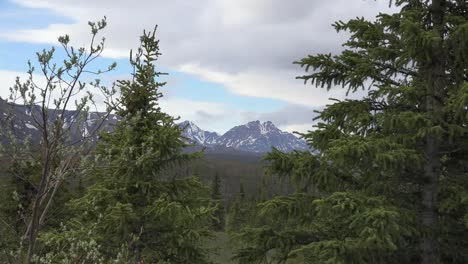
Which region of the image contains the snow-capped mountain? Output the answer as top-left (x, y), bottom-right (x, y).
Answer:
top-left (0, 98), bottom-right (309, 153)
top-left (179, 121), bottom-right (220, 145)
top-left (0, 98), bottom-right (118, 144)
top-left (217, 121), bottom-right (308, 152)
top-left (180, 120), bottom-right (309, 153)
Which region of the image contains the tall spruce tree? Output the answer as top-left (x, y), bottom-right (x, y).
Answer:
top-left (234, 1), bottom-right (468, 263)
top-left (40, 27), bottom-right (216, 263)
top-left (211, 173), bottom-right (225, 231)
top-left (226, 183), bottom-right (253, 233)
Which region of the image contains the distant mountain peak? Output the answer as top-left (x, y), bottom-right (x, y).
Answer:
top-left (180, 120), bottom-right (309, 153)
top-left (179, 120), bottom-right (220, 145)
top-left (245, 120), bottom-right (284, 135)
top-left (1, 98), bottom-right (309, 154)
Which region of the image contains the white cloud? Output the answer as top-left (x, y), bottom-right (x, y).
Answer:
top-left (3, 0), bottom-right (397, 130)
top-left (0, 70), bottom-right (240, 133)
top-left (4, 0), bottom-right (395, 73)
top-left (280, 123), bottom-right (315, 134)
top-left (11, 0), bottom-right (55, 9)
top-left (159, 98), bottom-right (241, 133)
top-left (179, 63), bottom-right (360, 106)
top-left (0, 70), bottom-right (111, 111)
top-left (0, 70), bottom-right (41, 100)
top-left (3, 0), bottom-right (392, 100)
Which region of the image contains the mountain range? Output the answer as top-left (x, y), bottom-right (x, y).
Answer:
top-left (0, 98), bottom-right (309, 153)
top-left (180, 120), bottom-right (309, 153)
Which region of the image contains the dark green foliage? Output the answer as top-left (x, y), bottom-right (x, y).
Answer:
top-left (211, 173), bottom-right (225, 231)
top-left (239, 183), bottom-right (246, 200)
top-left (234, 1), bottom-right (468, 263)
top-left (115, 27), bottom-right (166, 119)
top-left (235, 192), bottom-right (417, 264)
top-left (166, 153), bottom-right (267, 204)
top-left (0, 150), bottom-right (85, 263)
top-left (39, 28), bottom-right (216, 263)
top-left (0, 17), bottom-right (117, 263)
top-left (226, 183), bottom-right (257, 234)
top-left (0, 164), bottom-right (32, 261)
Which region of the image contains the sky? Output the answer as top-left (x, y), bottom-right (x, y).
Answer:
top-left (0, 0), bottom-right (395, 134)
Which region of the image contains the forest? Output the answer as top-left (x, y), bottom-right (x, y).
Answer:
top-left (0, 0), bottom-right (467, 263)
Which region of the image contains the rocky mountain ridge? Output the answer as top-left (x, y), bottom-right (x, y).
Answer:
top-left (0, 99), bottom-right (309, 153)
top-left (180, 120), bottom-right (309, 153)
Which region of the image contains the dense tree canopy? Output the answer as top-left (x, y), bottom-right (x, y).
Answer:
top-left (38, 28), bottom-right (216, 263)
top-left (234, 1), bottom-right (468, 263)
top-left (1, 1), bottom-right (467, 263)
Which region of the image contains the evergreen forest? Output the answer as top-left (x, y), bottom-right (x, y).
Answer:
top-left (0, 1), bottom-right (467, 263)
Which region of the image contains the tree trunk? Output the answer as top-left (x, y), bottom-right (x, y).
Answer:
top-left (421, 137), bottom-right (440, 264)
top-left (421, 0), bottom-right (445, 263)
top-left (24, 125), bottom-right (52, 264)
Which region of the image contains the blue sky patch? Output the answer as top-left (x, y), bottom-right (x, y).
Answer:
top-left (0, 1), bottom-right (73, 30)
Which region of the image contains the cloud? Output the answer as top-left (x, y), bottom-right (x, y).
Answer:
top-left (0, 69), bottom-right (111, 111)
top-left (5, 0), bottom-right (395, 73)
top-left (159, 98), bottom-right (240, 133)
top-left (0, 70), bottom-right (44, 100)
top-left (3, 0), bottom-right (392, 106)
top-left (3, 0), bottom-right (397, 131)
top-left (159, 99), bottom-right (322, 134)
top-left (179, 63), bottom-right (364, 106)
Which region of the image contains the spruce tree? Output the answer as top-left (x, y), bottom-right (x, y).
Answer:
top-left (226, 183), bottom-right (252, 233)
top-left (41, 27), bottom-right (215, 263)
top-left (235, 1), bottom-right (468, 263)
top-left (211, 173), bottom-right (225, 231)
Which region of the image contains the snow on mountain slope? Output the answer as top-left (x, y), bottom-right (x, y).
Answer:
top-left (216, 121), bottom-right (308, 153)
top-left (179, 120), bottom-right (309, 153)
top-left (179, 120), bottom-right (220, 145)
top-left (0, 97), bottom-right (309, 153)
